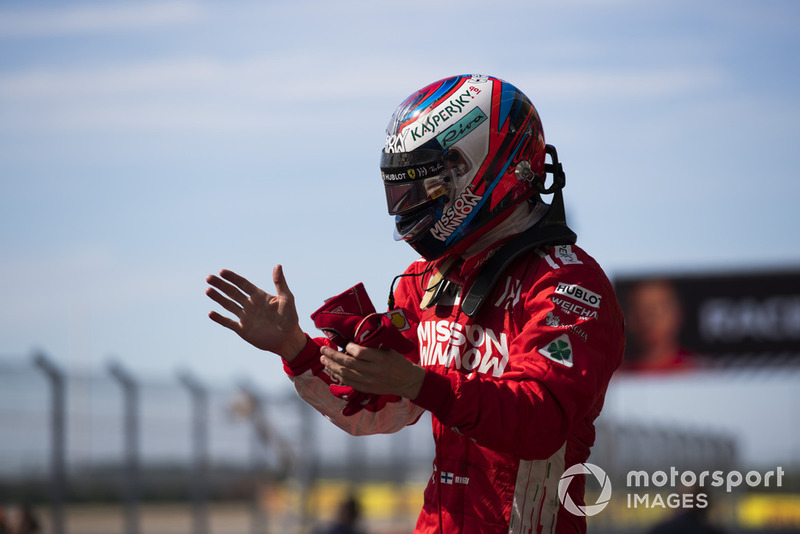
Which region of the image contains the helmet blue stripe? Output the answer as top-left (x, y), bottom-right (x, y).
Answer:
top-left (496, 84), bottom-right (517, 131)
top-left (402, 76), bottom-right (464, 122)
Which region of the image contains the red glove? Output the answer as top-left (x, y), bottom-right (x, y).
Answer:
top-left (311, 283), bottom-right (413, 416)
top-left (311, 283), bottom-right (376, 347)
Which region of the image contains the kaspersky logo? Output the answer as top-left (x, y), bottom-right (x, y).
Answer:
top-left (558, 463), bottom-right (612, 517)
top-left (406, 89), bottom-right (474, 142)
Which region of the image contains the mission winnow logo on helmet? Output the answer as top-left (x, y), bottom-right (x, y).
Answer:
top-left (430, 186), bottom-right (482, 242)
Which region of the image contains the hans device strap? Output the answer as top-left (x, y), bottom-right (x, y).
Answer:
top-left (460, 217), bottom-right (576, 317)
top-left (461, 145), bottom-right (576, 317)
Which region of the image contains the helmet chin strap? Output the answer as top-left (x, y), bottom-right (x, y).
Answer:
top-left (459, 144), bottom-right (576, 317)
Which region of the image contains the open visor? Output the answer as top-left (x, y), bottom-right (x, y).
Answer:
top-left (380, 149), bottom-right (451, 216)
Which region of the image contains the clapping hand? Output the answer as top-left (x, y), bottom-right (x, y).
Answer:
top-left (205, 265), bottom-right (307, 360)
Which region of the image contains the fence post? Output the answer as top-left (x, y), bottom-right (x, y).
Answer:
top-left (33, 353), bottom-right (66, 534)
top-left (108, 361), bottom-right (140, 534)
top-left (297, 400), bottom-right (317, 532)
top-left (233, 383), bottom-right (269, 534)
top-left (390, 421), bottom-right (409, 522)
top-left (178, 371), bottom-right (209, 534)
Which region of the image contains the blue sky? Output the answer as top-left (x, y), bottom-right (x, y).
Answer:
top-left (1, 0), bottom-right (799, 393)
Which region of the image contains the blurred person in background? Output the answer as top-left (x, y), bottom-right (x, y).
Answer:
top-left (621, 278), bottom-right (697, 372)
top-left (314, 494), bottom-right (365, 534)
top-left (207, 75), bottom-right (625, 533)
top-left (0, 505), bottom-right (9, 534)
top-left (646, 489), bottom-right (724, 534)
top-left (15, 503), bottom-right (40, 534)
top-left (1, 503), bottom-right (40, 534)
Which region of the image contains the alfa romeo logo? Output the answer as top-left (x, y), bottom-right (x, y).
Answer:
top-left (547, 339), bottom-right (571, 362)
top-left (558, 463), bottom-right (612, 516)
top-left (538, 334), bottom-right (574, 367)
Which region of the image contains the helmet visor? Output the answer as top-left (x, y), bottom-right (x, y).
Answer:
top-left (380, 149), bottom-right (451, 216)
top-left (383, 175), bottom-right (450, 215)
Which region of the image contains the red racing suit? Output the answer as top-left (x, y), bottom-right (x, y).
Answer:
top-left (283, 242), bottom-right (625, 533)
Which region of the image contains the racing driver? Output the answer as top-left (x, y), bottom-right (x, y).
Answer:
top-left (206, 74), bottom-right (625, 533)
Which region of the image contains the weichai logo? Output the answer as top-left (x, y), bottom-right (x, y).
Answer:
top-left (417, 320), bottom-right (509, 377)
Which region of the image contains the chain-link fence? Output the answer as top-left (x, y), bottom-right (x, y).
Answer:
top-left (1, 354), bottom-right (798, 534)
top-left (0, 353), bottom-right (435, 534)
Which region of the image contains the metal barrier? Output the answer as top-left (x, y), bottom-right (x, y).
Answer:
top-left (1, 352), bottom-right (794, 534)
top-left (0, 353), bottom-right (436, 534)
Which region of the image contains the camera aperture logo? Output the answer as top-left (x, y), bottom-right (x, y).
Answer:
top-left (559, 464), bottom-right (785, 516)
top-left (558, 463), bottom-right (612, 517)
